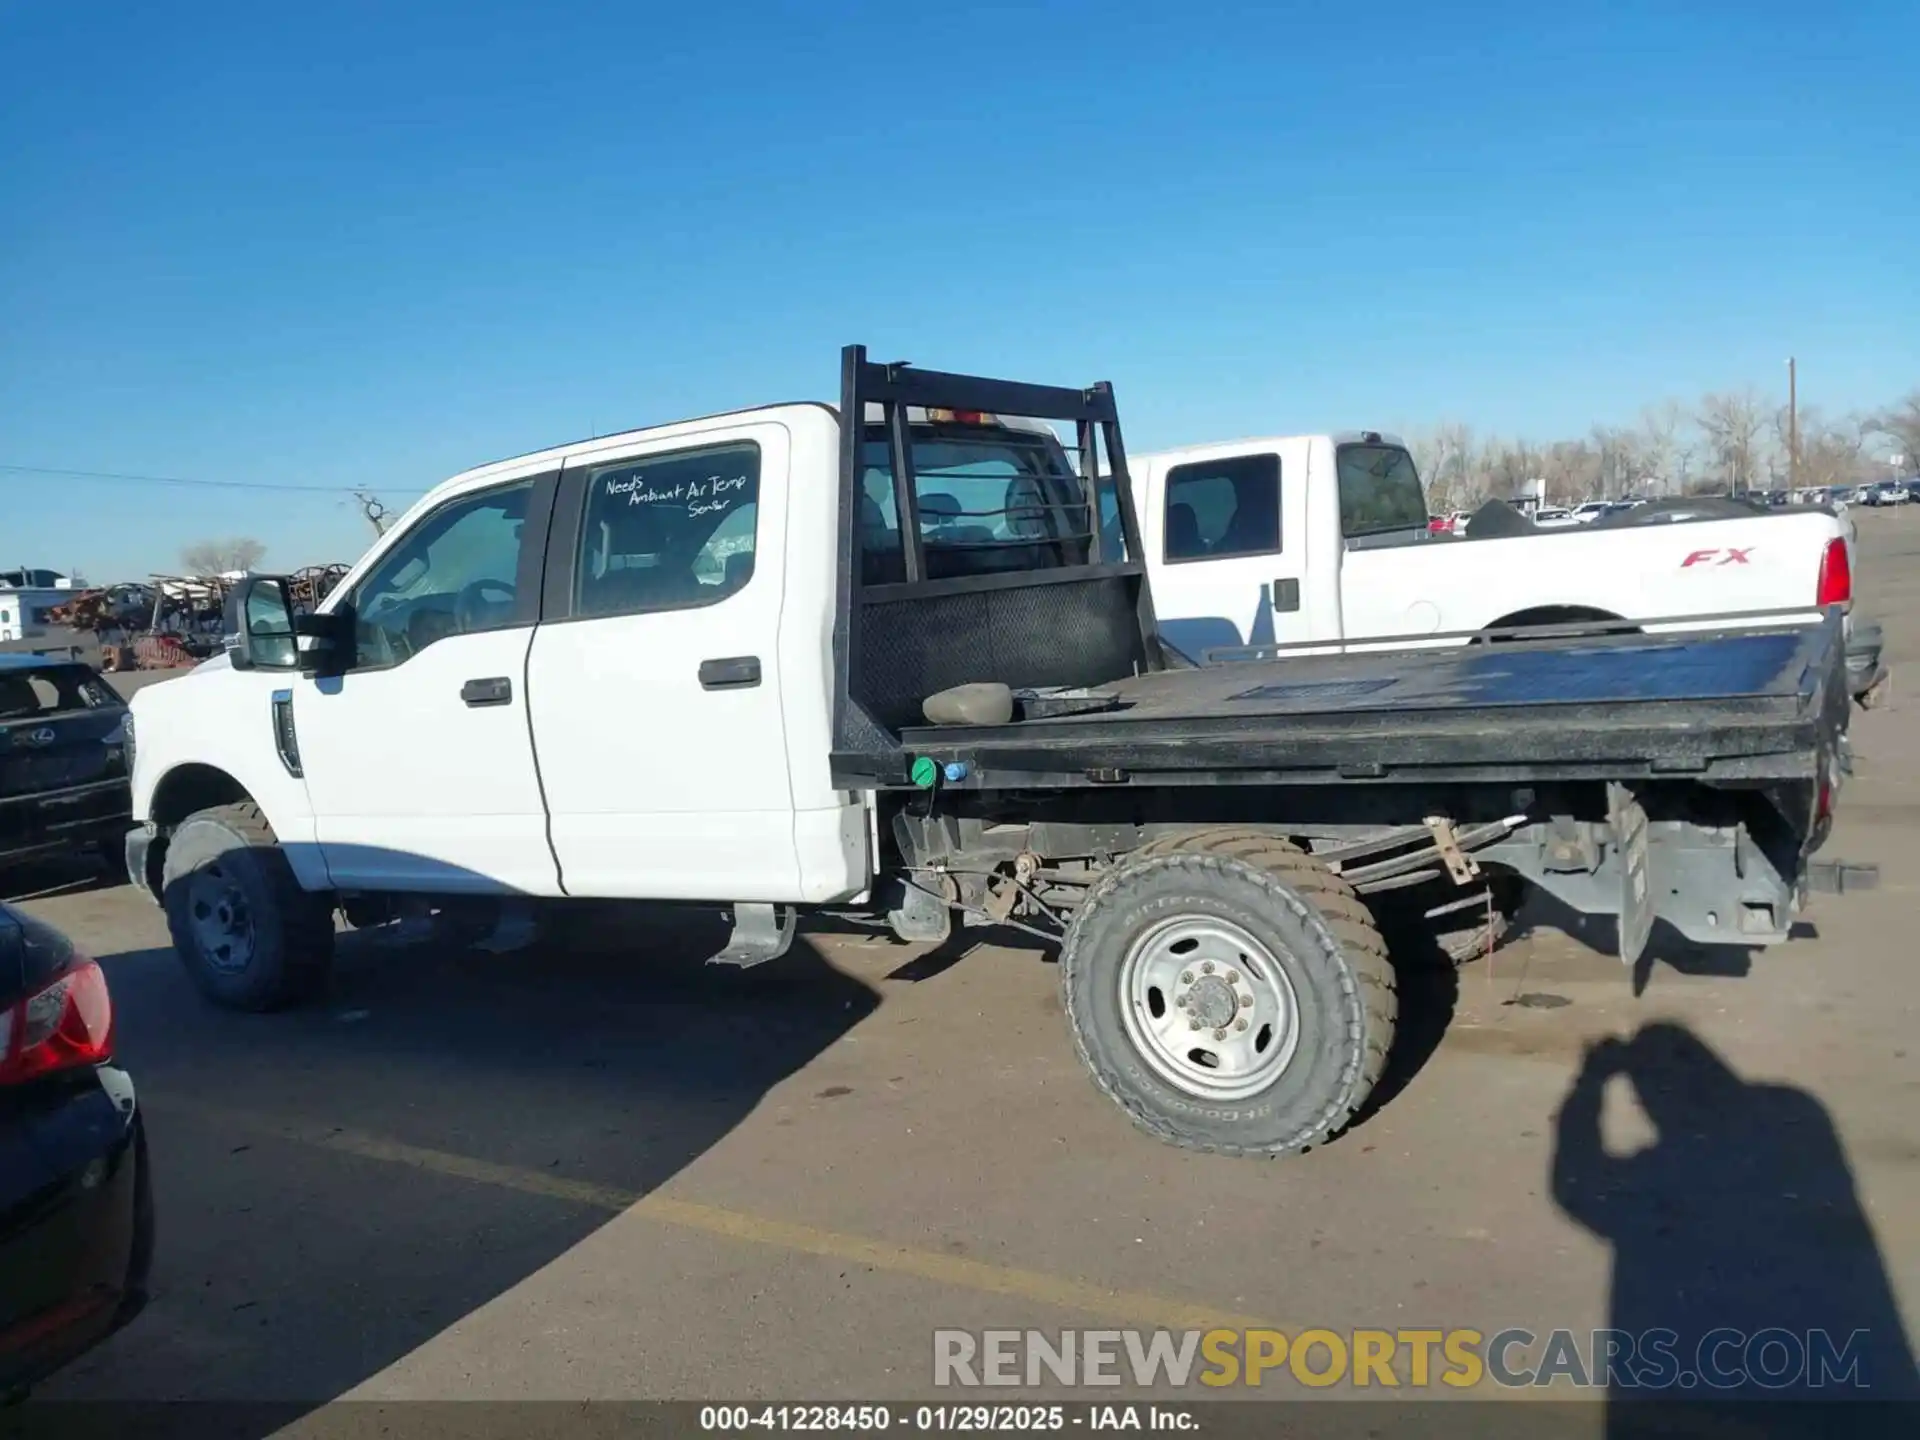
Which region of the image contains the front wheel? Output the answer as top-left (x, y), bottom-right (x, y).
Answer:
top-left (161, 802), bottom-right (335, 1011)
top-left (1059, 834), bottom-right (1396, 1157)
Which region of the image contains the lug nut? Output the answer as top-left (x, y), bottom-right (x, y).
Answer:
top-left (1212, 1029), bottom-right (1226, 1041)
top-left (1202, 961), bottom-right (1215, 974)
top-left (1239, 992), bottom-right (1253, 1008)
top-left (1181, 970), bottom-right (1194, 983)
top-left (1226, 969), bottom-right (1240, 984)
top-left (1189, 1018), bottom-right (1202, 1030)
top-left (1235, 1018), bottom-right (1249, 1032)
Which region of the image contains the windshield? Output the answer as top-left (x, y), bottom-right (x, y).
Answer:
top-left (1336, 443), bottom-right (1428, 539)
top-left (860, 423), bottom-right (1105, 582)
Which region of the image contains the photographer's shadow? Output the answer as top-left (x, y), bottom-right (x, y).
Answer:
top-left (1552, 1023), bottom-right (1916, 1432)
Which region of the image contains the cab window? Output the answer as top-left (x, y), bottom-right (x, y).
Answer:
top-left (858, 422), bottom-right (1091, 583)
top-left (1336, 444), bottom-right (1428, 538)
top-left (1163, 454), bottom-right (1281, 562)
top-left (574, 442), bottom-right (760, 618)
top-left (342, 480), bottom-right (532, 669)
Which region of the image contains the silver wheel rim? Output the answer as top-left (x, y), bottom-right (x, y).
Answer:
top-left (1118, 914), bottom-right (1302, 1101)
top-left (187, 863), bottom-right (256, 974)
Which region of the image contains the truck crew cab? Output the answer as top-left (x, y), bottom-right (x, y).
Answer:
top-left (124, 347), bottom-right (1868, 1157)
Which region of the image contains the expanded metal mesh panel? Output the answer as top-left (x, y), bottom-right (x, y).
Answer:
top-left (855, 576), bottom-right (1145, 731)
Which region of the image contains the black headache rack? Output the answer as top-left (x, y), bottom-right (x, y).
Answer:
top-left (828, 345), bottom-right (1163, 787)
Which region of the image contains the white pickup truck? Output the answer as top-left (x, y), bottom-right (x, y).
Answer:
top-left (120, 350), bottom-right (1874, 1158)
top-left (1119, 433), bottom-right (1876, 692)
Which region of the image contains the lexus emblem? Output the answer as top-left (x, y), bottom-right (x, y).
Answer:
top-left (24, 727), bottom-right (56, 746)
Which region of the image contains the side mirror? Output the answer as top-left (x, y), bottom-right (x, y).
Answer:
top-left (293, 610), bottom-right (355, 676)
top-left (223, 577), bottom-right (300, 671)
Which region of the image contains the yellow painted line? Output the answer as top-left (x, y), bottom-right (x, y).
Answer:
top-left (172, 1097), bottom-right (1273, 1333)
top-left (166, 1095), bottom-right (1553, 1398)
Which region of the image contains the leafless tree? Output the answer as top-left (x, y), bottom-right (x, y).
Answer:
top-left (1389, 381), bottom-right (1914, 509)
top-left (1403, 427), bottom-right (1445, 501)
top-left (180, 537), bottom-right (267, 575)
top-left (1791, 409), bottom-right (1870, 490)
top-left (1696, 390), bottom-right (1772, 493)
top-left (1868, 391), bottom-right (1920, 477)
top-left (1637, 400), bottom-right (1688, 496)
top-left (1405, 421), bottom-right (1484, 512)
top-left (1591, 425), bottom-right (1649, 500)
top-left (1479, 437), bottom-right (1542, 500)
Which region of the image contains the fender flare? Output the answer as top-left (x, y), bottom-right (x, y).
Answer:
top-left (143, 762), bottom-right (331, 893)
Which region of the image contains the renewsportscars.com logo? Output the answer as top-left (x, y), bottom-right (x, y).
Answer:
top-left (933, 1328), bottom-right (1875, 1392)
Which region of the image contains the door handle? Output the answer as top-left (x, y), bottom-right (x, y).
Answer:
top-left (699, 656), bottom-right (761, 690)
top-left (1271, 578), bottom-right (1302, 613)
top-left (461, 676), bottom-right (513, 707)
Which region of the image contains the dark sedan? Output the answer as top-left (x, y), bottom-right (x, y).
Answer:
top-left (0, 902), bottom-right (151, 1400)
top-left (0, 655), bottom-right (131, 871)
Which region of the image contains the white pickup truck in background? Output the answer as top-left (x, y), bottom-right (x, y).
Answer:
top-left (1117, 433), bottom-right (1876, 694)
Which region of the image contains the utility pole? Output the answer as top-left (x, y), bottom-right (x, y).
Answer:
top-left (1786, 357), bottom-right (1798, 492)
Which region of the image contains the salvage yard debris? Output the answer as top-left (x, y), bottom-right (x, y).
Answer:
top-left (47, 562), bottom-right (351, 671)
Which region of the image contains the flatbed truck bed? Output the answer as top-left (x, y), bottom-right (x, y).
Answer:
top-left (890, 616), bottom-right (1851, 789)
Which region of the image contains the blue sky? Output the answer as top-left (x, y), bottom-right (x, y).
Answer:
top-left (3, 1), bottom-right (1915, 581)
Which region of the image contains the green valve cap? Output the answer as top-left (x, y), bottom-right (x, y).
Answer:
top-left (910, 756), bottom-right (939, 789)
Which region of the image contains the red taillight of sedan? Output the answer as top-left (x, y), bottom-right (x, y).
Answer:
top-left (0, 959), bottom-right (115, 1085)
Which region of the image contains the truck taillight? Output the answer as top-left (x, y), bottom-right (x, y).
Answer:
top-left (0, 959), bottom-right (114, 1085)
top-left (1816, 537), bottom-right (1851, 608)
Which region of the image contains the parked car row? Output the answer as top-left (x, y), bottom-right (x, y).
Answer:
top-left (1430, 497), bottom-right (1650, 534)
top-left (1859, 479), bottom-right (1918, 507)
top-left (1, 658), bottom-right (148, 1403)
top-left (1437, 478), bottom-right (1920, 535)
top-left (1755, 480), bottom-right (1919, 509)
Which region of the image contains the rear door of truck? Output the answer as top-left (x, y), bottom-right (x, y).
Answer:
top-left (523, 415), bottom-right (811, 901)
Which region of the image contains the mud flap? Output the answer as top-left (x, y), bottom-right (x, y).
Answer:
top-left (1608, 782), bottom-right (1653, 967)
top-left (709, 903), bottom-right (797, 968)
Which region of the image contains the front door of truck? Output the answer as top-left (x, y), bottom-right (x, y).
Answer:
top-left (524, 421), bottom-right (803, 900)
top-left (293, 470), bottom-right (563, 895)
top-left (1145, 451), bottom-right (1307, 659)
